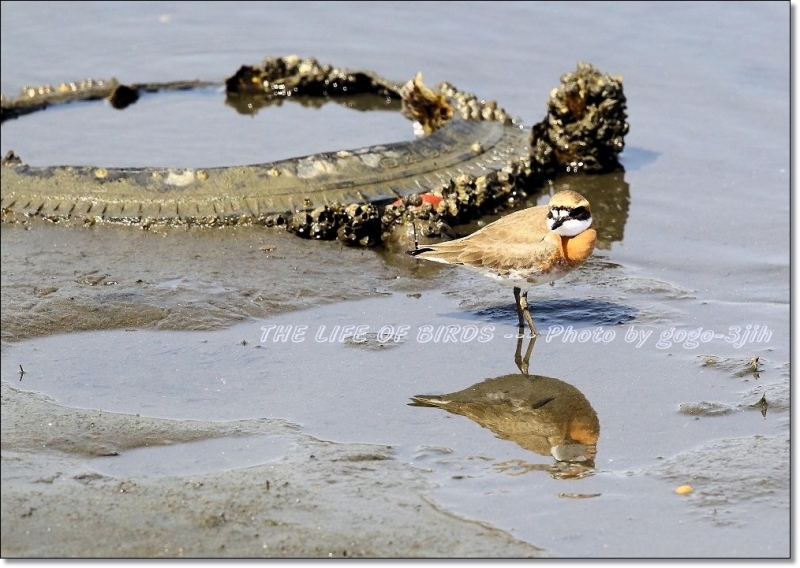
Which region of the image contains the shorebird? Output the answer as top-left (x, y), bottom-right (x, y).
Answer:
top-left (406, 190), bottom-right (596, 336)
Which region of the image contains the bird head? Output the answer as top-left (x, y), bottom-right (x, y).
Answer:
top-left (546, 190), bottom-right (593, 237)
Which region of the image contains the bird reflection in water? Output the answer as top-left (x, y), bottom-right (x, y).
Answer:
top-left (410, 335), bottom-right (599, 480)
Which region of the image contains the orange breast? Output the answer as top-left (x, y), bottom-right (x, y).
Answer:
top-left (561, 229), bottom-right (597, 267)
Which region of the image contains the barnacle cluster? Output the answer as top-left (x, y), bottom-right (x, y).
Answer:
top-left (439, 82), bottom-right (513, 125)
top-left (399, 72), bottom-right (454, 135)
top-left (289, 202), bottom-right (382, 247)
top-left (1, 78), bottom-right (117, 123)
top-left (380, 164), bottom-right (531, 247)
top-left (225, 55), bottom-right (399, 100)
top-left (529, 62), bottom-right (629, 175)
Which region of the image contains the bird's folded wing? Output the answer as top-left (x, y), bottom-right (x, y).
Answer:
top-left (418, 236), bottom-right (560, 274)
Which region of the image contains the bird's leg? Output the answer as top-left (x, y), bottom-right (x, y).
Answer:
top-left (513, 287), bottom-right (525, 333)
top-left (514, 333), bottom-right (537, 375)
top-left (518, 289), bottom-right (538, 337)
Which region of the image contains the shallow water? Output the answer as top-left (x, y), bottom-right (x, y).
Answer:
top-left (1, 0), bottom-right (790, 559)
top-left (1, 286), bottom-right (788, 556)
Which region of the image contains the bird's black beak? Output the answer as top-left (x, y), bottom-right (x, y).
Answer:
top-left (549, 215), bottom-right (565, 230)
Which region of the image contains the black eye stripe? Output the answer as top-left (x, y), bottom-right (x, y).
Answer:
top-left (571, 206), bottom-right (590, 220)
top-left (548, 206), bottom-right (591, 221)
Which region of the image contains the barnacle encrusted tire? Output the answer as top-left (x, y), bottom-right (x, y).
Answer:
top-left (1, 57), bottom-right (627, 246)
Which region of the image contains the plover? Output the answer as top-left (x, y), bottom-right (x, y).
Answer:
top-left (406, 190), bottom-right (596, 336)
